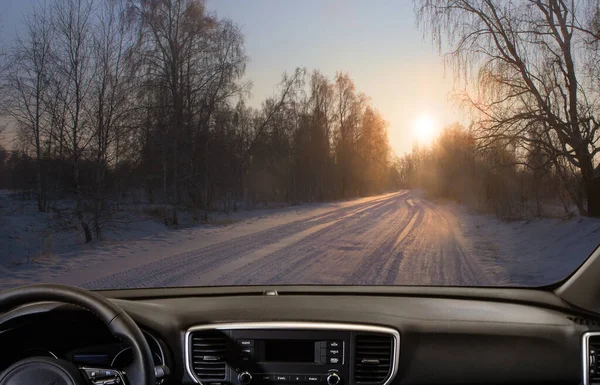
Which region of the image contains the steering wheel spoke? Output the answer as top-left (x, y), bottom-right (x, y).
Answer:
top-left (80, 367), bottom-right (126, 385)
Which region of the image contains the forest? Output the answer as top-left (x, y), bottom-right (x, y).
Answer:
top-left (0, 0), bottom-right (398, 242)
top-left (1, 0), bottom-right (600, 248)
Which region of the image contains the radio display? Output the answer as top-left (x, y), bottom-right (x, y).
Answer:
top-left (263, 339), bottom-right (316, 362)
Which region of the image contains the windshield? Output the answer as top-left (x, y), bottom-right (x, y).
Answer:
top-left (0, 0), bottom-right (599, 291)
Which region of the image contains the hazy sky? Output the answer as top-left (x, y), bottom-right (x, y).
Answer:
top-left (1, 0), bottom-right (460, 155)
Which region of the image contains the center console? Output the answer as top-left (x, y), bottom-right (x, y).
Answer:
top-left (184, 323), bottom-right (399, 385)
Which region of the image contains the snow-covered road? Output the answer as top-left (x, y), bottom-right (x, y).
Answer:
top-left (80, 191), bottom-right (599, 289)
top-left (2, 190), bottom-right (599, 289)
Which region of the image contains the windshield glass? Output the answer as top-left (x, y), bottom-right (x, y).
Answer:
top-left (0, 0), bottom-right (599, 290)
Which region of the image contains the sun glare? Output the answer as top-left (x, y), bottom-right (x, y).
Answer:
top-left (412, 115), bottom-right (438, 144)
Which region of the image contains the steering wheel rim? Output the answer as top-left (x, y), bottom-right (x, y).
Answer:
top-left (0, 284), bottom-right (154, 385)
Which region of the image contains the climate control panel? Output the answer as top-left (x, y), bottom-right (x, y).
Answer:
top-left (236, 370), bottom-right (341, 385)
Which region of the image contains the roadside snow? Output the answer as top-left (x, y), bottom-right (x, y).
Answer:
top-left (452, 204), bottom-right (600, 285)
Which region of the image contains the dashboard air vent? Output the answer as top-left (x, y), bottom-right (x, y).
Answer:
top-left (590, 335), bottom-right (600, 383)
top-left (353, 333), bottom-right (393, 384)
top-left (189, 331), bottom-right (227, 381)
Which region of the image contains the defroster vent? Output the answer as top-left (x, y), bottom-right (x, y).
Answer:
top-left (189, 331), bottom-right (227, 382)
top-left (353, 333), bottom-right (393, 384)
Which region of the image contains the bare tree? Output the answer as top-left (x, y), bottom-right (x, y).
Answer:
top-left (417, 0), bottom-right (600, 216)
top-left (6, 4), bottom-right (54, 211)
top-left (44, 71), bottom-right (71, 194)
top-left (306, 70), bottom-right (335, 200)
top-left (0, 15), bottom-right (9, 116)
top-left (52, 0), bottom-right (95, 241)
top-left (130, 0), bottom-right (219, 224)
top-left (333, 72), bottom-right (365, 197)
top-left (188, 19), bottom-right (249, 220)
top-left (88, 0), bottom-right (135, 239)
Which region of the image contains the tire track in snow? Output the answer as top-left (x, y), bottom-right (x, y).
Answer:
top-left (216, 195), bottom-right (406, 285)
top-left (153, 197), bottom-right (401, 287)
top-left (345, 196), bottom-right (422, 284)
top-left (388, 199), bottom-right (488, 285)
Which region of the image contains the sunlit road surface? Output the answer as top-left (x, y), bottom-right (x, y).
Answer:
top-left (84, 191), bottom-right (493, 289)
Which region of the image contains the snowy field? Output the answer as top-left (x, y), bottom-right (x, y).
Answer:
top-left (0, 190), bottom-right (599, 289)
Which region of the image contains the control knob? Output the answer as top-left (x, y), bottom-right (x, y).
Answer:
top-left (238, 372), bottom-right (252, 385)
top-left (326, 373), bottom-right (341, 385)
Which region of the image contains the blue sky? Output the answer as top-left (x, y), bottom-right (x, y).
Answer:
top-left (1, 0), bottom-right (459, 155)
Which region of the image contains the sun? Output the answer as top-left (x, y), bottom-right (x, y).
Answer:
top-left (412, 115), bottom-right (438, 144)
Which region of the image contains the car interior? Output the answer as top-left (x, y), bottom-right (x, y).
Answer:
top-left (0, 245), bottom-right (599, 385)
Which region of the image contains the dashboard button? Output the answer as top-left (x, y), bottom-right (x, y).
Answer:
top-left (306, 376), bottom-right (322, 383)
top-left (241, 347), bottom-right (254, 355)
top-left (328, 357), bottom-right (341, 364)
top-left (327, 341), bottom-right (342, 348)
top-left (85, 370), bottom-right (97, 378)
top-left (327, 349), bottom-right (341, 357)
top-left (274, 375), bottom-right (288, 382)
top-left (87, 369), bottom-right (117, 380)
top-left (258, 375), bottom-right (272, 383)
top-left (238, 339), bottom-right (255, 347)
top-left (291, 375), bottom-right (305, 382)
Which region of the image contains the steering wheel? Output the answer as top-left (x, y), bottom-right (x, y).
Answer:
top-left (0, 284), bottom-right (155, 385)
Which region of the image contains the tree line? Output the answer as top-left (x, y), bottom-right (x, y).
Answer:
top-left (399, 123), bottom-right (580, 219)
top-left (0, 0), bottom-right (399, 242)
top-left (412, 0), bottom-right (600, 218)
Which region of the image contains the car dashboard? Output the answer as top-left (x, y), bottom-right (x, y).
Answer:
top-left (1, 286), bottom-right (600, 385)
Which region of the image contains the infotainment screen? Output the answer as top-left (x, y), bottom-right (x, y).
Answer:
top-left (263, 339), bottom-right (316, 362)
